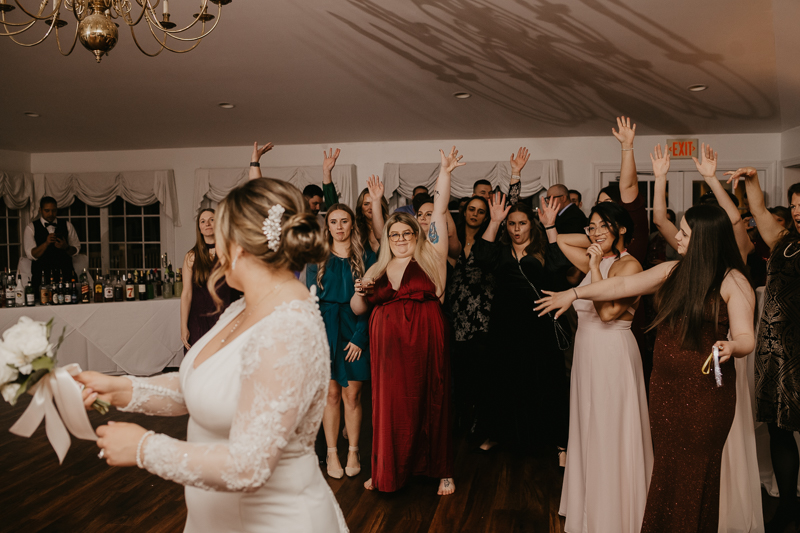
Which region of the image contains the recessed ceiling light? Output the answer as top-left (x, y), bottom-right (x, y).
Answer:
top-left (218, 103), bottom-right (235, 109)
top-left (687, 84), bottom-right (708, 92)
top-left (453, 92), bottom-right (471, 99)
top-left (24, 112), bottom-right (40, 118)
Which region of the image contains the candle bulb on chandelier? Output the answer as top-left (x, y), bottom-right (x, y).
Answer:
top-left (163, 0), bottom-right (169, 15)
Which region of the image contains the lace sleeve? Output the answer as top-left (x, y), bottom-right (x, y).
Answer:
top-left (118, 374), bottom-right (187, 416)
top-left (140, 302), bottom-right (329, 493)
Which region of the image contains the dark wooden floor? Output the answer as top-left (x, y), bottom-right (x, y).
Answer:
top-left (1, 384), bottom-right (566, 533)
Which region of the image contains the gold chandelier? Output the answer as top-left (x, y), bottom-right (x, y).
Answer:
top-left (0, 0), bottom-right (229, 63)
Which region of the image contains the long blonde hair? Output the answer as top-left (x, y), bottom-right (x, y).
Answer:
top-left (371, 212), bottom-right (444, 296)
top-left (317, 204), bottom-right (366, 290)
top-left (355, 187), bottom-right (389, 250)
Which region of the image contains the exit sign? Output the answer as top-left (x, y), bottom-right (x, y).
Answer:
top-left (667, 139), bottom-right (699, 159)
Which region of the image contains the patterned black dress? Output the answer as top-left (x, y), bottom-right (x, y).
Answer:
top-left (755, 239), bottom-right (800, 430)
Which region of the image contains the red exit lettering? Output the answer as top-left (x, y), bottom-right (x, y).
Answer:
top-left (667, 139), bottom-right (699, 159)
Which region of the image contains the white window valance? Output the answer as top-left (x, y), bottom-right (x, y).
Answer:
top-left (32, 170), bottom-right (180, 226)
top-left (0, 172), bottom-right (35, 215)
top-left (193, 164), bottom-right (358, 213)
top-left (382, 159), bottom-right (560, 209)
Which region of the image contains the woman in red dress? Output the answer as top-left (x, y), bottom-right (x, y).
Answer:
top-left (536, 204), bottom-right (755, 533)
top-left (351, 147), bottom-right (463, 496)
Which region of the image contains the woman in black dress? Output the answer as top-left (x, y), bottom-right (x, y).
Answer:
top-left (472, 193), bottom-right (569, 453)
top-left (180, 209), bottom-right (235, 349)
top-left (727, 168), bottom-right (800, 532)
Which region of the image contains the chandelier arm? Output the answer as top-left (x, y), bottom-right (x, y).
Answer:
top-left (0, 17), bottom-right (39, 36)
top-left (11, 0), bottom-right (61, 21)
top-left (53, 9), bottom-right (79, 55)
top-left (7, 20), bottom-right (55, 45)
top-left (143, 0), bottom-right (213, 35)
top-left (66, 0), bottom-right (87, 21)
top-left (117, 0), bottom-right (151, 27)
top-left (143, 19), bottom-right (202, 53)
top-left (156, 2), bottom-right (221, 42)
top-left (129, 22), bottom-right (165, 56)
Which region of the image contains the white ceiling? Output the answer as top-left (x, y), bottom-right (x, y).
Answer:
top-left (1, 0), bottom-right (798, 153)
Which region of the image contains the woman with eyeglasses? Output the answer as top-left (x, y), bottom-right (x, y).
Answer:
top-left (470, 192), bottom-right (570, 457)
top-left (350, 148), bottom-right (462, 496)
top-left (535, 203), bottom-right (755, 533)
top-left (555, 201), bottom-right (652, 533)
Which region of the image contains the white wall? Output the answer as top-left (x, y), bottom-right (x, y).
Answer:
top-left (30, 132), bottom-right (782, 258)
top-left (0, 149), bottom-right (31, 173)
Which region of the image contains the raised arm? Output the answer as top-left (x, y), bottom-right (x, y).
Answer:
top-left (716, 270), bottom-right (756, 362)
top-left (366, 175), bottom-right (386, 242)
top-left (249, 142), bottom-right (274, 180)
top-left (556, 233), bottom-right (592, 273)
top-left (534, 260), bottom-right (676, 319)
top-left (446, 210), bottom-right (462, 262)
top-left (650, 144), bottom-right (680, 252)
top-left (613, 116), bottom-right (639, 204)
top-left (322, 148), bottom-right (340, 209)
top-left (507, 147), bottom-right (529, 206)
top-left (538, 194), bottom-right (561, 245)
top-left (429, 147), bottom-right (463, 263)
top-left (137, 311), bottom-right (326, 491)
top-left (693, 144), bottom-right (753, 261)
top-left (725, 167), bottom-right (786, 249)
top-left (481, 191), bottom-right (511, 243)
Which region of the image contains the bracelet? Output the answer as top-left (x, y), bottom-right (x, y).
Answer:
top-left (572, 288), bottom-right (579, 299)
top-left (136, 430), bottom-right (155, 469)
top-left (545, 225), bottom-right (556, 230)
top-left (621, 148), bottom-right (633, 152)
top-left (249, 162), bottom-right (260, 167)
top-left (511, 174), bottom-right (520, 178)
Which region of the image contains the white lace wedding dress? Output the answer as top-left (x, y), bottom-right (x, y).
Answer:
top-left (118, 291), bottom-right (348, 533)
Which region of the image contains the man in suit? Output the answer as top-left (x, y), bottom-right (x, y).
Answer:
top-left (548, 184), bottom-right (588, 236)
top-left (24, 196), bottom-right (80, 292)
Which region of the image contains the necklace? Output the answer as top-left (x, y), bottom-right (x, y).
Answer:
top-left (785, 242), bottom-right (800, 258)
top-left (465, 241), bottom-right (474, 247)
top-left (220, 279), bottom-right (293, 344)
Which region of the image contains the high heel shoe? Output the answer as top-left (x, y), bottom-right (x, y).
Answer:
top-left (326, 447), bottom-right (343, 479)
top-left (345, 446), bottom-right (361, 477)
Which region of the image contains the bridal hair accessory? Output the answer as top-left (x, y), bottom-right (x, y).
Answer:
top-left (262, 204), bottom-right (285, 252)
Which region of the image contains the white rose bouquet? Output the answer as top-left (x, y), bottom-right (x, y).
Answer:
top-left (1, 316), bottom-right (109, 414)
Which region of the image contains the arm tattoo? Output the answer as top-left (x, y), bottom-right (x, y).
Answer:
top-left (428, 222), bottom-right (440, 244)
top-left (433, 189), bottom-right (441, 198)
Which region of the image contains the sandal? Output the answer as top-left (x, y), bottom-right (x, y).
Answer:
top-left (345, 446), bottom-right (361, 477)
top-left (326, 447), bottom-right (343, 479)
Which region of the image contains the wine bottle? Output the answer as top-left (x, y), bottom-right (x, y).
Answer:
top-left (14, 274), bottom-right (24, 307)
top-left (25, 278), bottom-right (35, 307)
top-left (146, 270), bottom-right (155, 300)
top-left (57, 276), bottom-right (65, 305)
top-left (103, 274), bottom-right (114, 302)
top-left (94, 274), bottom-right (104, 303)
top-left (138, 270), bottom-right (147, 301)
top-left (125, 274), bottom-right (135, 301)
top-left (50, 272), bottom-right (58, 305)
top-left (71, 273), bottom-right (79, 304)
top-left (174, 268), bottom-right (183, 297)
top-left (5, 269), bottom-right (15, 308)
top-left (64, 275), bottom-right (72, 304)
top-left (80, 269), bottom-right (90, 304)
top-left (114, 276), bottom-right (124, 302)
top-left (40, 271), bottom-right (52, 306)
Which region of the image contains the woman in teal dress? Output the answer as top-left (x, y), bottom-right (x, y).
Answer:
top-left (307, 203), bottom-right (377, 481)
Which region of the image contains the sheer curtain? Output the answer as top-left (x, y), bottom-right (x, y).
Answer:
top-left (0, 172), bottom-right (35, 216)
top-left (32, 170), bottom-right (181, 226)
top-left (382, 159), bottom-right (560, 210)
top-left (193, 165), bottom-right (358, 213)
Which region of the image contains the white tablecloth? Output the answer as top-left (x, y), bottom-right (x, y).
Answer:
top-left (0, 299), bottom-right (183, 376)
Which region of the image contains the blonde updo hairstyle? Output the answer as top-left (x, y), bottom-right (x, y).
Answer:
top-left (209, 178), bottom-right (328, 308)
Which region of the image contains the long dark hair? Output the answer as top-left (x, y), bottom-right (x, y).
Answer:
top-left (589, 202), bottom-right (634, 259)
top-left (500, 203), bottom-right (546, 265)
top-left (316, 204), bottom-right (366, 291)
top-left (597, 182), bottom-right (622, 204)
top-left (191, 208), bottom-right (216, 286)
top-left (456, 195), bottom-right (491, 246)
top-left (648, 204), bottom-right (748, 350)
top-left (355, 187), bottom-right (389, 250)
top-left (775, 185), bottom-right (800, 249)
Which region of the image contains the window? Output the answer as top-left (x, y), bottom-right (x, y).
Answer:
top-left (56, 197), bottom-right (161, 279)
top-left (0, 197), bottom-right (22, 274)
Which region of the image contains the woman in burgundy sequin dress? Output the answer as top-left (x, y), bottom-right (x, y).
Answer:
top-left (351, 148), bottom-right (463, 496)
top-left (537, 204), bottom-right (755, 533)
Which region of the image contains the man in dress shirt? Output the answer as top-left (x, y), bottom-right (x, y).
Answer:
top-left (24, 196), bottom-right (80, 292)
top-left (394, 185), bottom-right (429, 215)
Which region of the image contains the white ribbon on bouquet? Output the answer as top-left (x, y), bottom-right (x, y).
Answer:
top-left (9, 364), bottom-right (97, 464)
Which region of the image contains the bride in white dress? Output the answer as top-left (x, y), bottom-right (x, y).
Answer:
top-left (77, 178), bottom-right (348, 533)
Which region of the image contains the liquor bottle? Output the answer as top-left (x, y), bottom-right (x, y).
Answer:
top-left (125, 274), bottom-right (135, 301)
top-left (5, 269), bottom-right (15, 308)
top-left (25, 278), bottom-right (35, 307)
top-left (1, 269), bottom-right (5, 308)
top-left (174, 268), bottom-right (183, 297)
top-left (103, 275), bottom-right (114, 302)
top-left (146, 270), bottom-right (155, 300)
top-left (40, 271), bottom-right (51, 306)
top-left (94, 275), bottom-right (104, 303)
top-left (138, 270), bottom-right (147, 301)
top-left (162, 271), bottom-right (173, 299)
top-left (154, 269), bottom-right (162, 297)
top-left (64, 275), bottom-right (72, 304)
top-left (71, 275), bottom-right (78, 304)
top-left (14, 274), bottom-right (24, 307)
top-left (80, 269), bottom-right (90, 304)
top-left (51, 273), bottom-right (59, 305)
top-left (114, 276), bottom-right (124, 302)
top-left (57, 276), bottom-right (65, 305)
